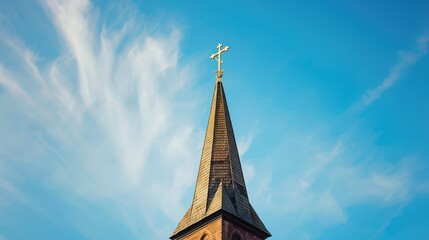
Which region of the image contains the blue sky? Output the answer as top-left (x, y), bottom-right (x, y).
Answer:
top-left (0, 0), bottom-right (429, 239)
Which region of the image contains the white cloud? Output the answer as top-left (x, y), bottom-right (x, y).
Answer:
top-left (0, 66), bottom-right (36, 108)
top-left (242, 162), bottom-right (255, 182)
top-left (352, 36), bottom-right (429, 112)
top-left (417, 36), bottom-right (429, 53)
top-left (0, 0), bottom-right (201, 238)
top-left (238, 131), bottom-right (254, 156)
top-left (253, 127), bottom-right (428, 232)
top-left (0, 177), bottom-right (27, 206)
top-left (238, 128), bottom-right (256, 182)
top-left (250, 35), bottom-right (429, 233)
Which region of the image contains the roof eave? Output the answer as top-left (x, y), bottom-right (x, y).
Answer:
top-left (170, 209), bottom-right (271, 239)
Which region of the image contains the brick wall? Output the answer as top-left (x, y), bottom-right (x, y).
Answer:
top-left (222, 218), bottom-right (264, 240)
top-left (177, 216), bottom-right (266, 240)
top-left (178, 218), bottom-right (222, 240)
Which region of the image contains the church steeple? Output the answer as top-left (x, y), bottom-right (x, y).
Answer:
top-left (171, 44), bottom-right (270, 240)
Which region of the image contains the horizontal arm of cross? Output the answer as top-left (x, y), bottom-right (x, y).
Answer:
top-left (211, 46), bottom-right (230, 58)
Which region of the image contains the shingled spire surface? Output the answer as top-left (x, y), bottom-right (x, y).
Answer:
top-left (171, 81), bottom-right (270, 238)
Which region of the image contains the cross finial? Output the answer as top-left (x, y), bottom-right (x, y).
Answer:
top-left (210, 43), bottom-right (230, 81)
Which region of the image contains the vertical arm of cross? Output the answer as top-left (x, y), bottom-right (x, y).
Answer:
top-left (217, 43), bottom-right (222, 72)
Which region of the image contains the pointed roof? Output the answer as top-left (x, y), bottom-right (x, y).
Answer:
top-left (171, 81), bottom-right (270, 238)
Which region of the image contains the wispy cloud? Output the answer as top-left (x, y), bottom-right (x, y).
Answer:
top-left (0, 0), bottom-right (201, 238)
top-left (249, 37), bottom-right (429, 237)
top-left (352, 36), bottom-right (429, 112)
top-left (242, 162), bottom-right (255, 183)
top-left (238, 131), bottom-right (254, 157)
top-left (0, 66), bottom-right (36, 108)
top-left (253, 125), bottom-right (428, 237)
top-left (238, 125), bottom-right (257, 182)
top-left (0, 177), bottom-right (28, 206)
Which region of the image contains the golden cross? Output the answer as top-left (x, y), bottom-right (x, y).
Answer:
top-left (210, 43), bottom-right (230, 80)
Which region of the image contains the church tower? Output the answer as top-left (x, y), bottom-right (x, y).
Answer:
top-left (170, 44), bottom-right (271, 240)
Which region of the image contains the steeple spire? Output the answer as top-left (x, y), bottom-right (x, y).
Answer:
top-left (171, 44), bottom-right (270, 240)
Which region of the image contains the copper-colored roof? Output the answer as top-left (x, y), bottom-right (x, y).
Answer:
top-left (171, 81), bottom-right (270, 238)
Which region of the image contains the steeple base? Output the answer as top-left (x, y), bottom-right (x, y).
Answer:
top-left (171, 211), bottom-right (270, 240)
